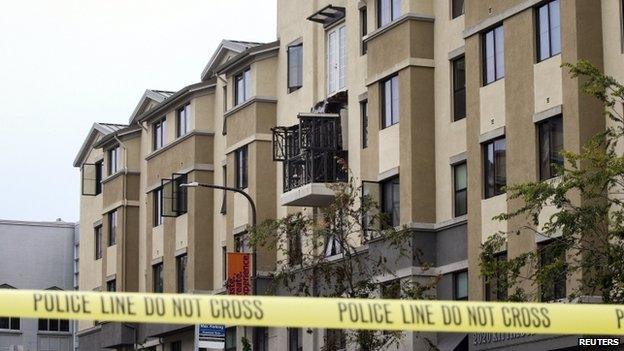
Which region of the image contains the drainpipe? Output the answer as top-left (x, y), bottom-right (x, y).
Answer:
top-left (113, 135), bottom-right (128, 294)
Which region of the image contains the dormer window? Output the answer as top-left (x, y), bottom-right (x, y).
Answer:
top-left (176, 104), bottom-right (191, 138)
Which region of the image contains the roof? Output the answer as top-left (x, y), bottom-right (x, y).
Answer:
top-left (93, 124), bottom-right (142, 149)
top-left (73, 122), bottom-right (128, 167)
top-left (215, 40), bottom-right (280, 75)
top-left (128, 89), bottom-right (175, 124)
top-left (137, 79), bottom-right (217, 123)
top-left (200, 39), bottom-right (263, 81)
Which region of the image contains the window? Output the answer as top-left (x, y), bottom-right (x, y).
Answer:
top-left (234, 233), bottom-right (249, 253)
top-left (176, 104), bottom-right (191, 138)
top-left (325, 329), bottom-right (346, 350)
top-left (235, 146), bottom-right (248, 189)
top-left (222, 246), bottom-right (227, 285)
top-left (94, 225), bottom-right (102, 260)
top-left (485, 253), bottom-right (508, 301)
top-left (288, 43), bottom-right (303, 92)
top-left (378, 0), bottom-right (401, 27)
top-left (288, 328), bottom-right (303, 351)
top-left (225, 327), bottom-right (237, 351)
top-left (154, 188), bottom-right (163, 227)
top-left (454, 162), bottom-right (467, 217)
top-left (538, 115), bottom-right (564, 180)
top-left (108, 146), bottom-right (120, 175)
top-left (0, 316), bottom-right (19, 331)
top-left (483, 138), bottom-right (506, 198)
top-left (381, 75), bottom-right (399, 128)
top-left (254, 327), bottom-right (269, 351)
top-left (539, 241), bottom-right (566, 301)
top-left (108, 210), bottom-right (117, 246)
top-left (106, 279), bottom-right (116, 292)
top-left (177, 254), bottom-right (188, 293)
top-left (327, 23), bottom-right (347, 95)
top-left (482, 25), bottom-right (505, 85)
top-left (324, 233), bottom-right (343, 257)
top-left (452, 0), bottom-right (465, 19)
top-left (453, 270), bottom-right (468, 300)
top-left (360, 7), bottom-right (368, 55)
top-left (452, 56), bottom-right (466, 121)
top-left (153, 118), bottom-right (167, 151)
top-left (381, 177), bottom-right (400, 227)
top-left (361, 100), bottom-right (368, 148)
top-left (220, 165), bottom-right (227, 214)
top-left (81, 160), bottom-right (103, 196)
top-left (171, 341), bottom-right (182, 351)
top-left (38, 319), bottom-right (69, 332)
top-left (153, 263), bottom-right (163, 293)
top-left (536, 0), bottom-right (561, 62)
top-left (235, 69), bottom-right (252, 105)
top-left (381, 280), bottom-right (401, 299)
top-left (288, 227), bottom-right (302, 266)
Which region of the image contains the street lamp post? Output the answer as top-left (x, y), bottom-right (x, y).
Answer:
top-left (180, 181), bottom-right (258, 295)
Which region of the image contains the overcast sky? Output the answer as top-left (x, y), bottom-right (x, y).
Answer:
top-left (0, 0), bottom-right (277, 223)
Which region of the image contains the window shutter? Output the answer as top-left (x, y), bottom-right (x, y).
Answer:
top-left (81, 163), bottom-right (97, 196)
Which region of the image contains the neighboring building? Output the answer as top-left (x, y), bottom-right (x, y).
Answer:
top-left (0, 219), bottom-right (78, 351)
top-left (73, 0), bottom-right (624, 350)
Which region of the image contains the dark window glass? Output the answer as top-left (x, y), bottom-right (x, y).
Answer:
top-left (106, 279), bottom-right (116, 292)
top-left (177, 254), bottom-right (188, 293)
top-left (154, 188), bottom-right (163, 227)
top-left (38, 318), bottom-right (47, 331)
top-left (453, 270), bottom-right (469, 300)
top-left (539, 241), bottom-right (566, 301)
top-left (452, 56), bottom-right (466, 121)
top-left (288, 44), bottom-right (303, 92)
top-left (176, 104), bottom-right (191, 138)
top-left (171, 341), bottom-right (182, 351)
top-left (381, 177), bottom-right (400, 227)
top-left (482, 25), bottom-right (505, 85)
top-left (170, 174), bottom-right (188, 216)
top-left (483, 138), bottom-right (506, 198)
top-left (361, 100), bottom-right (369, 148)
top-left (381, 75), bottom-right (399, 128)
top-left (254, 327), bottom-right (269, 351)
top-left (538, 115), bottom-right (564, 180)
top-left (485, 253), bottom-right (508, 301)
top-left (220, 165), bottom-right (227, 214)
top-left (108, 146), bottom-right (119, 175)
top-left (234, 233), bottom-right (249, 253)
top-left (95, 160), bottom-right (103, 195)
top-left (235, 146), bottom-right (248, 189)
top-left (288, 226), bottom-right (302, 266)
top-left (454, 162), bottom-right (467, 217)
top-left (537, 0), bottom-right (561, 62)
top-left (49, 318), bottom-right (59, 331)
top-left (153, 118), bottom-right (167, 151)
top-left (153, 263), bottom-right (164, 293)
top-left (326, 329), bottom-right (346, 350)
top-left (235, 69), bottom-right (251, 105)
top-left (378, 0), bottom-right (401, 27)
top-left (0, 317), bottom-right (19, 331)
top-left (95, 225), bottom-right (103, 260)
top-left (288, 328), bottom-right (303, 351)
top-left (225, 327), bottom-right (237, 351)
top-left (360, 7), bottom-right (368, 55)
top-left (108, 210), bottom-right (117, 246)
top-left (452, 0), bottom-right (465, 19)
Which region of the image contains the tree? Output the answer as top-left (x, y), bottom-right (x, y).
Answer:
top-left (481, 60), bottom-right (624, 303)
top-left (250, 163), bottom-right (439, 351)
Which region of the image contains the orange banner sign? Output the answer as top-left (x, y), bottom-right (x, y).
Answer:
top-left (227, 252), bottom-right (251, 295)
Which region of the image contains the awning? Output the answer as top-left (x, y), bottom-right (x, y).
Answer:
top-left (307, 5), bottom-right (345, 27)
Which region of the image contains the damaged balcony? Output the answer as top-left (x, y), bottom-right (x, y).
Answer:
top-left (273, 113), bottom-right (347, 207)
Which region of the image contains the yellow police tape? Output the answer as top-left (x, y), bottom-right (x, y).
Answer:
top-left (1, 289), bottom-right (623, 334)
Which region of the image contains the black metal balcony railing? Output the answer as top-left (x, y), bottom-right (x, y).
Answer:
top-left (273, 114), bottom-right (347, 192)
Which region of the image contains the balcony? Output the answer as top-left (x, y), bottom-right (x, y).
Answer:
top-left (273, 113), bottom-right (347, 206)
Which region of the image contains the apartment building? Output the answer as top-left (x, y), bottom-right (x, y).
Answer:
top-left (0, 219), bottom-right (78, 351)
top-left (74, 0), bottom-right (624, 350)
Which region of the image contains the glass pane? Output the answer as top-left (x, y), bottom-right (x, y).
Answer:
top-left (379, 0), bottom-right (391, 26)
top-left (452, 0), bottom-right (465, 18)
top-left (185, 104), bottom-right (192, 133)
top-left (551, 116), bottom-right (564, 167)
top-left (384, 79), bottom-right (392, 127)
top-left (38, 318), bottom-right (47, 331)
top-left (454, 163), bottom-right (467, 190)
top-left (484, 142), bottom-right (495, 198)
top-left (549, 1), bottom-right (561, 55)
top-left (49, 319), bottom-right (59, 331)
top-left (338, 26), bottom-right (346, 90)
top-left (455, 189), bottom-right (467, 217)
top-left (392, 0), bottom-right (401, 20)
top-left (391, 76), bottom-right (400, 124)
top-left (539, 122), bottom-right (551, 179)
top-left (327, 31), bottom-right (337, 93)
top-left (0, 317), bottom-right (8, 329)
top-left (10, 318), bottom-right (19, 331)
top-left (494, 138), bottom-right (507, 194)
top-left (455, 271), bottom-right (468, 299)
top-left (539, 5), bottom-right (551, 60)
top-left (485, 31), bottom-right (495, 83)
top-left (60, 319), bottom-right (69, 332)
top-left (495, 26), bottom-right (505, 79)
top-left (244, 70), bottom-right (252, 100)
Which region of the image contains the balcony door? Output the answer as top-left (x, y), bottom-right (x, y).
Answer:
top-left (327, 23), bottom-right (346, 95)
